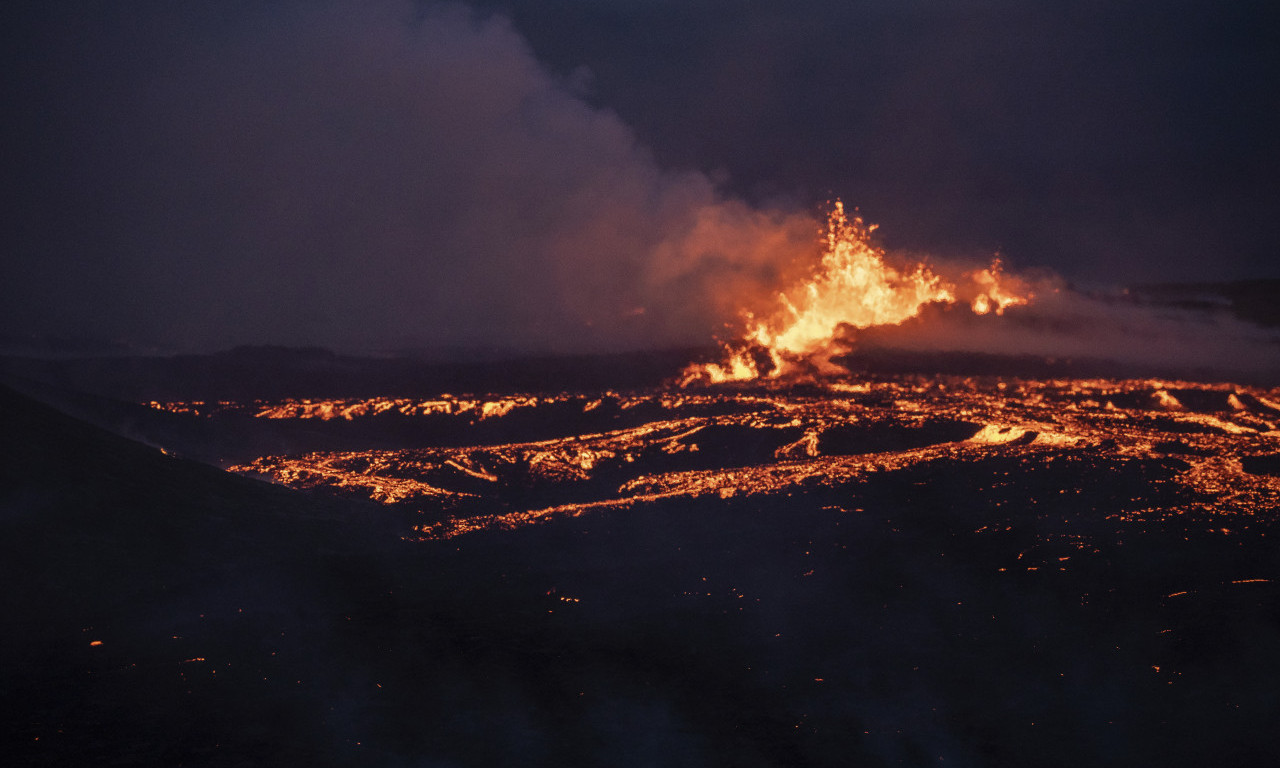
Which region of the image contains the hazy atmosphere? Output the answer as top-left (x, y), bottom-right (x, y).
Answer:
top-left (6, 6), bottom-right (1280, 764)
top-left (4, 0), bottom-right (1278, 354)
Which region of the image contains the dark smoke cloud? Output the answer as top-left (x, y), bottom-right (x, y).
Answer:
top-left (2, 1), bottom-right (817, 354)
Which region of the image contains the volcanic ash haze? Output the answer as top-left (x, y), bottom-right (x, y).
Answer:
top-left (2, 0), bottom-right (816, 354)
top-left (5, 0), bottom-right (1276, 376)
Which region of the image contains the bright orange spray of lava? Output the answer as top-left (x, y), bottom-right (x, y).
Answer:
top-left (967, 259), bottom-right (1028, 316)
top-left (683, 201), bottom-right (1031, 384)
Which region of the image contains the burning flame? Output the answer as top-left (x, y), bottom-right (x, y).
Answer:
top-left (683, 201), bottom-right (1031, 384)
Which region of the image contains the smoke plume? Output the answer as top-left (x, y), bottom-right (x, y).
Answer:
top-left (3, 1), bottom-right (817, 354)
top-left (8, 0), bottom-right (1276, 377)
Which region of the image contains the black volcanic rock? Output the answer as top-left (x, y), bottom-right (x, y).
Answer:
top-left (816, 418), bottom-right (982, 455)
top-left (0, 385), bottom-right (398, 765)
top-left (5, 376), bottom-right (1280, 767)
top-left (1242, 453), bottom-right (1280, 477)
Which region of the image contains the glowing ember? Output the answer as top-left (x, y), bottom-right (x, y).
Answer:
top-left (683, 201), bottom-right (1032, 383)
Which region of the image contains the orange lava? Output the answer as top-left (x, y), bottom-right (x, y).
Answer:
top-left (682, 202), bottom-right (1031, 384)
top-left (204, 377), bottom-right (1280, 550)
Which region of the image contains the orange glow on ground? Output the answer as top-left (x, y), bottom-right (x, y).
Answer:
top-left (198, 377), bottom-right (1280, 554)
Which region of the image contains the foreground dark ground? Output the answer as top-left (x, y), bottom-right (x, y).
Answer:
top-left (3, 349), bottom-right (1280, 766)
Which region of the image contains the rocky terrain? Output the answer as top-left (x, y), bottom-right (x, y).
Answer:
top-left (4, 352), bottom-right (1280, 766)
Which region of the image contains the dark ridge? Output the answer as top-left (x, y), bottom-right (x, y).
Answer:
top-left (0, 381), bottom-right (395, 563)
top-left (0, 383), bottom-right (409, 764)
top-left (0, 345), bottom-right (710, 402)
top-left (0, 372), bottom-right (474, 467)
top-left (1129, 278), bottom-right (1280, 328)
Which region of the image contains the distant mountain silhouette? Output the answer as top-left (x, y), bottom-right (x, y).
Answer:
top-left (1129, 278), bottom-right (1280, 327)
top-left (0, 345), bottom-right (707, 402)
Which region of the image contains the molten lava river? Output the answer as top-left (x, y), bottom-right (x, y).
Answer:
top-left (150, 376), bottom-right (1280, 554)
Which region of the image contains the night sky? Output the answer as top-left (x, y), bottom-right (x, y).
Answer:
top-left (4, 0), bottom-right (1278, 354)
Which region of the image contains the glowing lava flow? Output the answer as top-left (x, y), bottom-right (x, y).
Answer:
top-left (207, 377), bottom-right (1280, 543)
top-left (683, 201), bottom-right (1030, 384)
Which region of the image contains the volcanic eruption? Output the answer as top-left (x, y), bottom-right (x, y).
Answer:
top-left (5, 1), bottom-right (1280, 765)
top-left (682, 201), bottom-right (1032, 384)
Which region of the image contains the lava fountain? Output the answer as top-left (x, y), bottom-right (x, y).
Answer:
top-left (682, 201), bottom-right (1030, 384)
